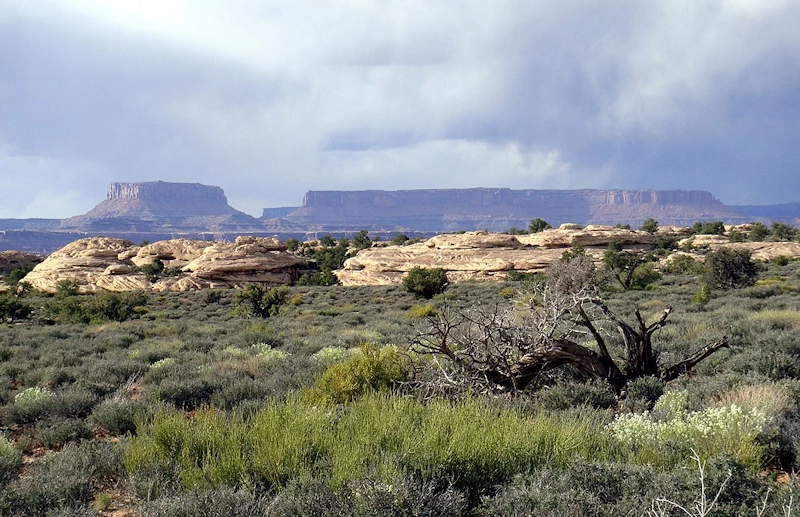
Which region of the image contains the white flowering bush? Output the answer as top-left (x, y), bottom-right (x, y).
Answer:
top-left (607, 390), bottom-right (768, 469)
top-left (222, 346), bottom-right (249, 359)
top-left (311, 346), bottom-right (354, 364)
top-left (150, 357), bottom-right (176, 370)
top-left (9, 387), bottom-right (57, 423)
top-left (252, 342), bottom-right (289, 361)
top-left (14, 386), bottom-right (55, 406)
top-left (652, 390), bottom-right (690, 417)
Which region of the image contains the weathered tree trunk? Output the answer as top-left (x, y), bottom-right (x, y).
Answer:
top-left (413, 299), bottom-right (731, 397)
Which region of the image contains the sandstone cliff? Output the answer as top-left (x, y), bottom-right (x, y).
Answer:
top-left (60, 181), bottom-right (261, 231)
top-left (267, 188), bottom-right (744, 232)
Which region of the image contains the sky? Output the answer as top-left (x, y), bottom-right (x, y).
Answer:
top-left (1, 1), bottom-right (799, 218)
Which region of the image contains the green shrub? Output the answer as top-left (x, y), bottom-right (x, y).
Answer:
top-left (690, 221), bottom-right (725, 235)
top-left (296, 270), bottom-right (340, 286)
top-left (771, 222), bottom-right (797, 242)
top-left (304, 344), bottom-right (409, 405)
top-left (54, 387), bottom-right (98, 419)
top-left (692, 282), bottom-right (712, 306)
top-left (622, 376), bottom-right (664, 412)
top-left (150, 378), bottom-right (219, 410)
top-left (310, 346), bottom-right (354, 365)
top-left (528, 380), bottom-right (618, 411)
top-left (90, 397), bottom-right (147, 436)
top-left (139, 259), bottom-right (165, 281)
top-left (38, 418), bottom-right (92, 449)
top-left (234, 285), bottom-right (290, 318)
top-left (136, 488), bottom-right (271, 517)
top-left (352, 230), bottom-right (372, 249)
top-left (405, 304), bottom-right (437, 318)
top-left (210, 379), bottom-right (272, 411)
top-left (0, 440), bottom-right (124, 515)
top-left (0, 433), bottom-right (21, 485)
top-left (663, 254), bottom-right (703, 275)
top-left (480, 457), bottom-right (763, 517)
top-left (47, 290), bottom-right (147, 323)
top-left (749, 222), bottom-right (770, 241)
top-left (402, 267), bottom-right (449, 299)
top-left (0, 294), bottom-right (33, 322)
top-left (774, 255), bottom-right (790, 266)
top-left (3, 266), bottom-right (33, 287)
top-left (268, 475), bottom-right (466, 517)
top-left (704, 248), bottom-right (758, 289)
top-left (126, 394), bottom-right (614, 500)
top-left (391, 233), bottom-right (410, 245)
top-left (505, 270), bottom-right (543, 282)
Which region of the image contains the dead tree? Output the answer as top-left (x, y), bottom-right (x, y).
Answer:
top-left (410, 255), bottom-right (729, 395)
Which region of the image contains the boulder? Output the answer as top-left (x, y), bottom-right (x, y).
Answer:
top-left (23, 237), bottom-right (135, 293)
top-left (182, 239), bottom-right (304, 285)
top-left (424, 232), bottom-right (523, 249)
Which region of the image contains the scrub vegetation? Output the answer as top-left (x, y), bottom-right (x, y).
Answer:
top-left (1, 238), bottom-right (800, 515)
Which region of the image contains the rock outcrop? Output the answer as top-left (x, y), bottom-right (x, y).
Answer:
top-left (0, 251), bottom-right (44, 275)
top-left (23, 236), bottom-right (304, 293)
top-left (337, 226), bottom-right (655, 286)
top-left (339, 225), bottom-right (800, 286)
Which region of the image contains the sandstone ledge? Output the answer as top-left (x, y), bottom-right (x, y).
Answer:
top-left (23, 237), bottom-right (303, 294)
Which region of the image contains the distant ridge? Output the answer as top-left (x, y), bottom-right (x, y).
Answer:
top-left (262, 188), bottom-right (746, 231)
top-left (1, 183), bottom-right (798, 253)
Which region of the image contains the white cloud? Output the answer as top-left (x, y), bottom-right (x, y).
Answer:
top-left (1, 0), bottom-right (799, 217)
top-left (601, 0), bottom-right (800, 133)
top-left (0, 143), bottom-right (107, 218)
top-left (316, 139), bottom-right (573, 190)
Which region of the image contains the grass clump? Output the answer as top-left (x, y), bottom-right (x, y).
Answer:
top-left (126, 394), bottom-right (615, 501)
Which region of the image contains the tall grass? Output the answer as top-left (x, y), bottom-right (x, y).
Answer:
top-left (749, 309), bottom-right (800, 330)
top-left (126, 394), bottom-right (615, 497)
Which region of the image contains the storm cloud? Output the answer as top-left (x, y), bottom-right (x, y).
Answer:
top-left (1, 0), bottom-right (798, 217)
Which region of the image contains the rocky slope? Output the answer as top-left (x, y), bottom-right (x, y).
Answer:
top-left (23, 236), bottom-right (305, 293)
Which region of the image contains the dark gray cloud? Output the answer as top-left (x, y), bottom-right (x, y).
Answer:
top-left (1, 0), bottom-right (798, 217)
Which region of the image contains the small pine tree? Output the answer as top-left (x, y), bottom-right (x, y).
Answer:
top-left (402, 267), bottom-right (449, 299)
top-left (528, 218), bottom-right (552, 233)
top-left (704, 248), bottom-right (758, 289)
top-left (640, 218), bottom-right (659, 234)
